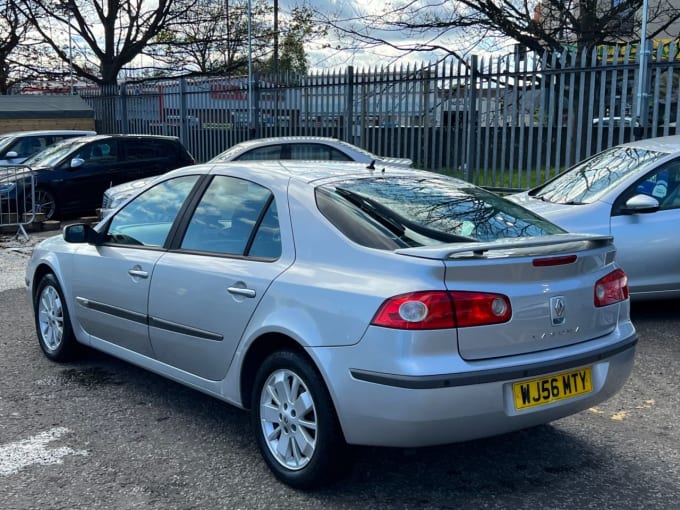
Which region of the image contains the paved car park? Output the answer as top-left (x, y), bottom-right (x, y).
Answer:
top-left (1, 230), bottom-right (679, 508)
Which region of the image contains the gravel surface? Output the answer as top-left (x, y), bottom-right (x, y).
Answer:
top-left (0, 229), bottom-right (56, 293)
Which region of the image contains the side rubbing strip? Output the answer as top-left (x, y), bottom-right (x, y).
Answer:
top-left (148, 317), bottom-right (224, 341)
top-left (76, 297), bottom-right (147, 325)
top-left (75, 297), bottom-right (223, 341)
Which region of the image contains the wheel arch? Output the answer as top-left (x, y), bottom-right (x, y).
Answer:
top-left (31, 262), bottom-right (57, 302)
top-left (239, 332), bottom-right (317, 412)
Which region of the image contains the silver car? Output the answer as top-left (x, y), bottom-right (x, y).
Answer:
top-left (208, 136), bottom-right (413, 167)
top-left (27, 161), bottom-right (637, 489)
top-left (509, 135), bottom-right (680, 300)
top-left (99, 136), bottom-right (412, 217)
top-left (0, 129), bottom-right (96, 165)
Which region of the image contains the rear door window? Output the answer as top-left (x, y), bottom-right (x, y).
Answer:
top-left (288, 143), bottom-right (352, 161)
top-left (124, 139), bottom-right (174, 160)
top-left (181, 176), bottom-right (281, 258)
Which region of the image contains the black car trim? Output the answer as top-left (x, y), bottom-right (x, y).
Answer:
top-left (148, 317), bottom-right (224, 341)
top-left (75, 296), bottom-right (223, 341)
top-left (165, 174), bottom-right (213, 250)
top-left (76, 297), bottom-right (147, 324)
top-left (349, 333), bottom-right (638, 389)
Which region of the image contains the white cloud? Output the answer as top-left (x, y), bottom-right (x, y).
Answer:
top-left (278, 0), bottom-right (510, 71)
top-left (278, 0), bottom-right (454, 70)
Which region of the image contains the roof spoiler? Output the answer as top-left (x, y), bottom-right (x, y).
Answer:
top-left (395, 234), bottom-right (614, 260)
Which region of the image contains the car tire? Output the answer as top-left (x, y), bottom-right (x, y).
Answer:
top-left (34, 273), bottom-right (79, 361)
top-left (251, 350), bottom-right (350, 489)
top-left (29, 188), bottom-right (58, 221)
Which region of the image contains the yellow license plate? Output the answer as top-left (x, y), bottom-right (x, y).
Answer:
top-left (513, 367), bottom-right (593, 410)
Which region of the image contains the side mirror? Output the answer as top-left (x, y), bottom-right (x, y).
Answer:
top-left (6, 150), bottom-right (18, 158)
top-left (70, 158), bottom-right (84, 168)
top-left (622, 194), bottom-right (660, 214)
top-left (63, 223), bottom-right (98, 244)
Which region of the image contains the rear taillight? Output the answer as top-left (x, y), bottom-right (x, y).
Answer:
top-left (450, 291), bottom-right (512, 327)
top-left (594, 269), bottom-right (629, 307)
top-left (371, 291), bottom-right (512, 330)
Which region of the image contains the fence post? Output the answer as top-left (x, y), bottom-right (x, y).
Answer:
top-left (423, 66), bottom-right (431, 170)
top-left (465, 55), bottom-right (479, 182)
top-left (120, 82), bottom-right (128, 134)
top-left (633, 40), bottom-right (652, 140)
top-left (179, 78), bottom-right (188, 145)
top-left (345, 66), bottom-right (354, 143)
top-left (252, 73), bottom-right (261, 139)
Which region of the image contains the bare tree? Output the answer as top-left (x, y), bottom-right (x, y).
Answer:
top-left (0, 0), bottom-right (32, 93)
top-left (17, 0), bottom-right (198, 88)
top-left (259, 6), bottom-right (328, 76)
top-left (315, 1), bottom-right (680, 62)
top-left (147, 0), bottom-right (272, 75)
top-left (150, 1), bottom-right (326, 77)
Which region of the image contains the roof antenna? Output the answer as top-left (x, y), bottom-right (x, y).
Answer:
top-left (366, 160), bottom-right (375, 170)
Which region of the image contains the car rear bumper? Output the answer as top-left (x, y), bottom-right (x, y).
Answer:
top-left (312, 331), bottom-right (637, 447)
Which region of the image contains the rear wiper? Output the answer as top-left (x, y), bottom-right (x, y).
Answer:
top-left (334, 188), bottom-right (479, 244)
top-left (334, 188), bottom-right (406, 237)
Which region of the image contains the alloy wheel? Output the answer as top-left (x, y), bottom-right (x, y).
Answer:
top-left (259, 368), bottom-right (318, 471)
top-left (38, 285), bottom-right (64, 352)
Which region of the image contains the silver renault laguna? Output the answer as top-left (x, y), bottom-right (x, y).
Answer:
top-left (26, 160), bottom-right (637, 489)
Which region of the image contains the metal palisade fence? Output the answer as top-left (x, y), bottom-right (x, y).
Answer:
top-left (81, 40), bottom-right (680, 191)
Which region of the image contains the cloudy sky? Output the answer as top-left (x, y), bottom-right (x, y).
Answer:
top-left (275, 0), bottom-right (471, 71)
top-left (275, 0), bottom-right (515, 72)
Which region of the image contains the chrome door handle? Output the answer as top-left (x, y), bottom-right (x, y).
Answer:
top-left (128, 269), bottom-right (149, 278)
top-left (227, 287), bottom-right (256, 298)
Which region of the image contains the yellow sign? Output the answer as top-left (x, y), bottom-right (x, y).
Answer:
top-left (513, 367), bottom-right (593, 410)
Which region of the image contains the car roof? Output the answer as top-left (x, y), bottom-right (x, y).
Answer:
top-left (0, 129), bottom-right (96, 137)
top-left (221, 136), bottom-right (370, 156)
top-left (205, 159), bottom-right (440, 185)
top-left (67, 134), bottom-right (182, 143)
top-left (619, 135), bottom-right (680, 154)
top-left (230, 136), bottom-right (348, 148)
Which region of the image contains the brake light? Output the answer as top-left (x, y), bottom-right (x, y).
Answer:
top-left (594, 269), bottom-right (629, 307)
top-left (533, 255), bottom-right (578, 266)
top-left (371, 291), bottom-right (511, 330)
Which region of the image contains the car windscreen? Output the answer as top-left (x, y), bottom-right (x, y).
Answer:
top-left (531, 146), bottom-right (667, 204)
top-left (316, 175), bottom-right (565, 249)
top-left (23, 138), bottom-right (89, 167)
top-left (0, 135), bottom-right (15, 152)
